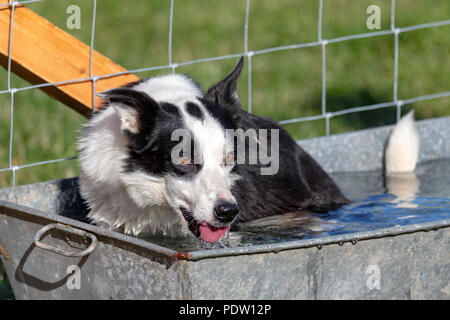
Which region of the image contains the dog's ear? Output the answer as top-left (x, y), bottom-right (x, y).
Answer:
top-left (97, 88), bottom-right (159, 135)
top-left (204, 57), bottom-right (244, 109)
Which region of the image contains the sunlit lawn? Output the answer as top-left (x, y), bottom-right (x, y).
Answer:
top-left (0, 0), bottom-right (448, 186)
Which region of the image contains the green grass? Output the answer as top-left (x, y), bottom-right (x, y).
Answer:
top-left (0, 0), bottom-right (449, 188)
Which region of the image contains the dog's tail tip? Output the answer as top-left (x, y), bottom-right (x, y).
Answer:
top-left (403, 109), bottom-right (415, 121)
top-left (385, 109), bottom-right (420, 174)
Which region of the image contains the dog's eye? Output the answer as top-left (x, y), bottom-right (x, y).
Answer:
top-left (178, 155), bottom-right (192, 165)
top-left (225, 152), bottom-right (234, 164)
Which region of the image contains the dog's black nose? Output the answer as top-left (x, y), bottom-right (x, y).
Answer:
top-left (214, 201), bottom-right (239, 223)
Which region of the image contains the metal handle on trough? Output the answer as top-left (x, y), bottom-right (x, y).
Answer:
top-left (34, 223), bottom-right (97, 257)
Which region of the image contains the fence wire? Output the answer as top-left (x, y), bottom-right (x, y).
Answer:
top-left (1, 0), bottom-right (450, 186)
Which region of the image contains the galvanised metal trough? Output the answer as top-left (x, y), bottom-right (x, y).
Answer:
top-left (0, 117), bottom-right (449, 299)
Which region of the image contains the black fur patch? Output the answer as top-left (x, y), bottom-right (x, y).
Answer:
top-left (185, 102), bottom-right (204, 120)
top-left (229, 111), bottom-right (350, 224)
top-left (201, 57), bottom-right (349, 223)
top-left (199, 98), bottom-right (236, 130)
top-left (160, 102), bottom-right (182, 116)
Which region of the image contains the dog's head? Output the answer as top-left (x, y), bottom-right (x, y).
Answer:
top-left (99, 58), bottom-right (245, 242)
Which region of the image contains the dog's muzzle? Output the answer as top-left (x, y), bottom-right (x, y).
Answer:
top-left (179, 203), bottom-right (238, 243)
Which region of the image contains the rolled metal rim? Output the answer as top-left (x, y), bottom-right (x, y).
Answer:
top-left (34, 223), bottom-right (97, 257)
top-left (2, 199), bottom-right (448, 261)
top-left (185, 218), bottom-right (450, 260)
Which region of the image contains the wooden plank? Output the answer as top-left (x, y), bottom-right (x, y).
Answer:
top-left (0, 2), bottom-right (140, 117)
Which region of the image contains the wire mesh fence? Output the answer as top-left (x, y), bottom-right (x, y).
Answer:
top-left (1, 0), bottom-right (449, 187)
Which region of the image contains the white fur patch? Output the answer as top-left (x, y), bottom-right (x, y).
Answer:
top-left (133, 74), bottom-right (202, 104)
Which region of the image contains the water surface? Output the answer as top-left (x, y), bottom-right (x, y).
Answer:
top-left (144, 159), bottom-right (450, 251)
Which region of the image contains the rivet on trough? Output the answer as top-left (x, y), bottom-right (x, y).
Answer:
top-left (173, 252), bottom-right (190, 260)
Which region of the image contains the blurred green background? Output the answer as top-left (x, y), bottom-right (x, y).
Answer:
top-left (0, 0), bottom-right (449, 188)
top-left (0, 0), bottom-right (449, 300)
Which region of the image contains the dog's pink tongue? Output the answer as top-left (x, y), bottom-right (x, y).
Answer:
top-left (199, 222), bottom-right (229, 242)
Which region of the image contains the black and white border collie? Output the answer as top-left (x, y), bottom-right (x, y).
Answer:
top-left (79, 57), bottom-right (415, 244)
